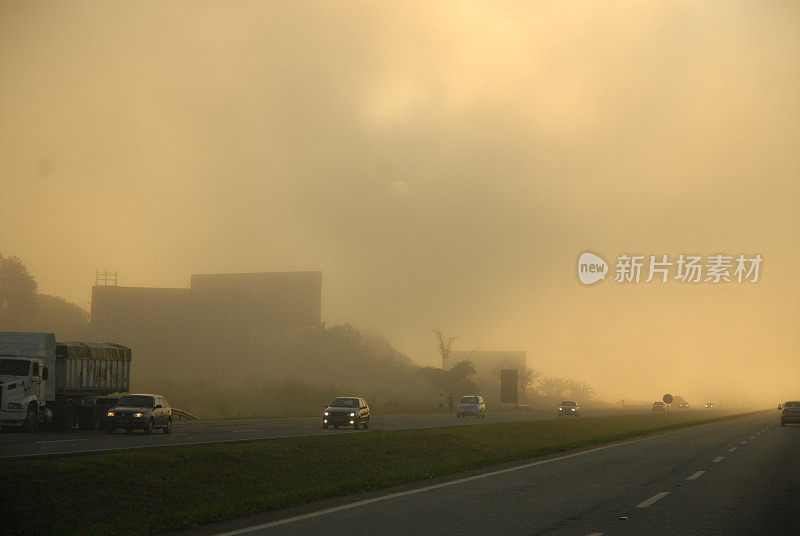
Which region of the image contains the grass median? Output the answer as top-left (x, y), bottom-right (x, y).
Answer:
top-left (1, 410), bottom-right (756, 536)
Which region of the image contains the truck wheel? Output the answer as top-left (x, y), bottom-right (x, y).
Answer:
top-left (24, 403), bottom-right (39, 433)
top-left (144, 418), bottom-right (153, 435)
top-left (363, 419), bottom-right (369, 429)
top-left (163, 418), bottom-right (172, 434)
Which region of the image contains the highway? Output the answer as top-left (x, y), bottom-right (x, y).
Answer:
top-left (0, 407), bottom-right (649, 459)
top-left (172, 411), bottom-right (796, 536)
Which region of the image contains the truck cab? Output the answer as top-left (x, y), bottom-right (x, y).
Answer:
top-left (0, 355), bottom-right (49, 431)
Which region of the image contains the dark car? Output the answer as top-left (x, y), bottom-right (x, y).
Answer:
top-left (780, 401), bottom-right (800, 426)
top-left (558, 400), bottom-right (580, 416)
top-left (105, 394), bottom-right (172, 434)
top-left (652, 401), bottom-right (667, 413)
top-left (323, 397), bottom-right (369, 430)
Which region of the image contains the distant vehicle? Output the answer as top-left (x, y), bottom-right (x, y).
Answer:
top-left (105, 394), bottom-right (172, 434)
top-left (652, 401), bottom-right (667, 413)
top-left (457, 395), bottom-right (486, 418)
top-left (0, 332), bottom-right (131, 432)
top-left (704, 402), bottom-right (715, 408)
top-left (558, 400), bottom-right (580, 417)
top-left (780, 401), bottom-right (800, 427)
top-left (679, 401), bottom-right (689, 408)
top-left (323, 397), bottom-right (369, 429)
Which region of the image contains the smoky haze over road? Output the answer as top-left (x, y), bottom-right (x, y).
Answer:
top-left (1, 2), bottom-right (799, 404)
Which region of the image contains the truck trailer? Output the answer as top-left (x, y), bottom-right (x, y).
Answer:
top-left (0, 332), bottom-right (131, 431)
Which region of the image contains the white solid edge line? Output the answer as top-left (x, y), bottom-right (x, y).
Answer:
top-left (214, 429), bottom-right (690, 536)
top-left (713, 456), bottom-right (725, 462)
top-left (2, 432), bottom-right (330, 459)
top-left (33, 439), bottom-right (89, 444)
top-left (686, 471), bottom-right (705, 480)
top-left (636, 492), bottom-right (670, 508)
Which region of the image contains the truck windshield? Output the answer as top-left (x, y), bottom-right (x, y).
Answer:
top-left (116, 395), bottom-right (155, 407)
top-left (0, 359), bottom-right (30, 376)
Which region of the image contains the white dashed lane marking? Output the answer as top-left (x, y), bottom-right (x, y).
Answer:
top-left (687, 471), bottom-right (705, 480)
top-left (713, 456), bottom-right (725, 463)
top-left (636, 492), bottom-right (670, 508)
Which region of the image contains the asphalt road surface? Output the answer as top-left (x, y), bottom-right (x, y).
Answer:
top-left (176, 411), bottom-right (795, 536)
top-left (0, 406), bottom-right (650, 459)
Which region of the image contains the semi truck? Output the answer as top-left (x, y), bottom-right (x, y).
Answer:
top-left (0, 331), bottom-right (131, 431)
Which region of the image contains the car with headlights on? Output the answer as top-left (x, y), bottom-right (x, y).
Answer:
top-left (323, 397), bottom-right (369, 429)
top-left (558, 400), bottom-right (580, 417)
top-left (780, 401), bottom-right (800, 426)
top-left (456, 395), bottom-right (486, 418)
top-left (105, 394), bottom-right (172, 434)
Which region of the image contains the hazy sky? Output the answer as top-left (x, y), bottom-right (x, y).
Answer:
top-left (2, 1), bottom-right (798, 403)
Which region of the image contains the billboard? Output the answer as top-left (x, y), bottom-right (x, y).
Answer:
top-left (500, 368), bottom-right (518, 404)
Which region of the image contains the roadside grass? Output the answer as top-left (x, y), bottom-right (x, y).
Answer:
top-left (0, 410), bottom-right (754, 536)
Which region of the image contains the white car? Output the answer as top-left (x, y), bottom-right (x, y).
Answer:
top-left (456, 395), bottom-right (486, 418)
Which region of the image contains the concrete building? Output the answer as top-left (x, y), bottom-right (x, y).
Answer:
top-left (90, 271), bottom-right (322, 383)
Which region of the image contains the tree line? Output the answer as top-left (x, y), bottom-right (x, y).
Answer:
top-left (0, 254), bottom-right (90, 339)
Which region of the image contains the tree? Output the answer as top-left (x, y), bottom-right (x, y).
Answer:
top-left (0, 254), bottom-right (90, 337)
top-left (418, 359), bottom-right (479, 396)
top-left (565, 379), bottom-right (595, 401)
top-left (538, 377), bottom-right (568, 399)
top-left (36, 294), bottom-right (90, 340)
top-left (518, 367), bottom-right (542, 393)
top-left (0, 254), bottom-right (39, 330)
top-left (432, 329), bottom-right (458, 371)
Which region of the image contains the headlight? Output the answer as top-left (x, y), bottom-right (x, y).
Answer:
top-left (324, 411), bottom-right (329, 416)
top-left (8, 402), bottom-right (23, 410)
top-left (571, 408), bottom-right (576, 411)
top-left (349, 412), bottom-right (355, 417)
top-left (107, 411), bottom-right (115, 417)
top-left (133, 412), bottom-right (143, 418)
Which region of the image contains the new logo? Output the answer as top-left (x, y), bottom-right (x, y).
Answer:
top-left (578, 252), bottom-right (608, 285)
